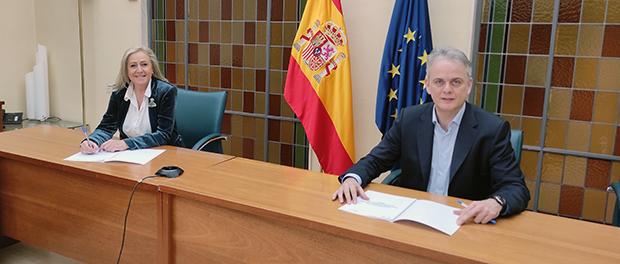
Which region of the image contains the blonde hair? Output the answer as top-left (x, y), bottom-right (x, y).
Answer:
top-left (108, 45), bottom-right (168, 91)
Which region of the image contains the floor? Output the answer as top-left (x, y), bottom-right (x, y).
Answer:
top-left (0, 243), bottom-right (83, 264)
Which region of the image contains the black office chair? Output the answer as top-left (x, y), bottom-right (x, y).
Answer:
top-left (175, 89), bottom-right (227, 153)
top-left (381, 129), bottom-right (524, 185)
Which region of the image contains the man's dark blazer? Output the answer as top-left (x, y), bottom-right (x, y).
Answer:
top-left (339, 102), bottom-right (530, 215)
top-left (88, 77), bottom-right (183, 149)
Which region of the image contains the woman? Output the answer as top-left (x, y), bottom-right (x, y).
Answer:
top-left (80, 45), bottom-right (183, 154)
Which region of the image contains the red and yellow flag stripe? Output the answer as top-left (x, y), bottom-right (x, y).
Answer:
top-left (284, 0), bottom-right (355, 175)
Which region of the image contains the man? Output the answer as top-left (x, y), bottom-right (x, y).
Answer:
top-left (332, 46), bottom-right (530, 225)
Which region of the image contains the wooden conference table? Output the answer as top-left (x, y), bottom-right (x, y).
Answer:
top-left (0, 126), bottom-right (232, 263)
top-left (0, 126), bottom-right (619, 263)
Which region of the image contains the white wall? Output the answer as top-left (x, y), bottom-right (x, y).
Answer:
top-left (81, 0), bottom-right (143, 129)
top-left (0, 0), bottom-right (142, 128)
top-left (33, 0), bottom-right (82, 122)
top-left (0, 0), bottom-right (82, 122)
top-left (0, 0), bottom-right (36, 113)
top-left (429, 0), bottom-right (478, 58)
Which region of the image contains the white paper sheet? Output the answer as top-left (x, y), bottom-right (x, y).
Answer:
top-left (64, 149), bottom-right (165, 165)
top-left (339, 190), bottom-right (461, 236)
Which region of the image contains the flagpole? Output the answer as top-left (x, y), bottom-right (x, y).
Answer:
top-left (264, 0), bottom-right (272, 163)
top-left (77, 0), bottom-right (86, 127)
top-left (469, 0), bottom-right (484, 104)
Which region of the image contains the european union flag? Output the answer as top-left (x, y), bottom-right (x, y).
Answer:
top-left (375, 0), bottom-right (433, 135)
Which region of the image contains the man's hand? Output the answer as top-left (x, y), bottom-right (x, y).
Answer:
top-left (100, 139), bottom-right (129, 152)
top-left (331, 177), bottom-right (369, 204)
top-left (454, 198), bottom-right (501, 225)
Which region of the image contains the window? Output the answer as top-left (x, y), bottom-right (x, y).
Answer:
top-left (473, 0), bottom-right (620, 224)
top-left (150, 0), bottom-right (309, 168)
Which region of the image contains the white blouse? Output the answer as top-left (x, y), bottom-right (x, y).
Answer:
top-left (122, 79), bottom-right (153, 138)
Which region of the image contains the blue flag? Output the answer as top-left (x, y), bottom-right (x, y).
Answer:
top-left (375, 0), bottom-right (433, 135)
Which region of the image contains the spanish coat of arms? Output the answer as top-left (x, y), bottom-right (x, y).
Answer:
top-left (293, 20), bottom-right (348, 83)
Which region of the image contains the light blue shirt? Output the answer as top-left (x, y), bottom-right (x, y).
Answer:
top-left (427, 103), bottom-right (466, 195)
top-left (344, 103), bottom-right (467, 191)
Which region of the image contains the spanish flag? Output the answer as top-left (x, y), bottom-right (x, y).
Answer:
top-left (284, 0), bottom-right (355, 175)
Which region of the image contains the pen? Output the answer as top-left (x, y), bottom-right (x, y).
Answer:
top-left (457, 200), bottom-right (496, 224)
top-left (81, 125), bottom-right (93, 148)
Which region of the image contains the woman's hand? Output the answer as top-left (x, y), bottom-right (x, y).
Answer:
top-left (100, 139), bottom-right (129, 152)
top-left (80, 140), bottom-right (100, 154)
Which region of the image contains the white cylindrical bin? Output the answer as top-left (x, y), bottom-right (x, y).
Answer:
top-left (25, 72), bottom-right (36, 119)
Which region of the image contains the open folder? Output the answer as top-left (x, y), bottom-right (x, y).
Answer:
top-left (63, 149), bottom-right (165, 165)
top-left (338, 190), bottom-right (461, 236)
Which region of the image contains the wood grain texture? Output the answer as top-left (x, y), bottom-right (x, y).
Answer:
top-left (0, 126), bottom-right (233, 263)
top-left (168, 195), bottom-right (441, 264)
top-left (0, 158), bottom-right (158, 263)
top-left (3, 126), bottom-right (620, 263)
top-left (158, 192), bottom-right (171, 264)
top-left (0, 126), bottom-right (233, 188)
top-left (160, 157), bottom-right (620, 264)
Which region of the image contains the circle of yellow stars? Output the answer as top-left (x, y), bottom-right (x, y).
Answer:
top-left (385, 27), bottom-right (430, 118)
